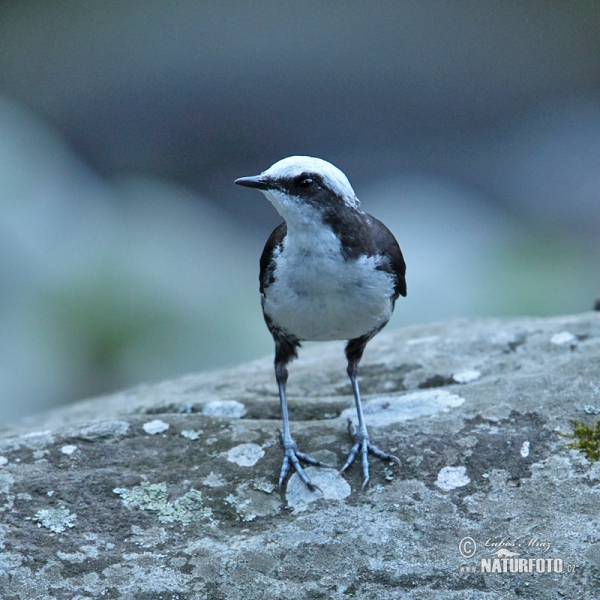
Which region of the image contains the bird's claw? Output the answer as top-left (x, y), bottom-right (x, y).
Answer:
top-left (340, 419), bottom-right (400, 490)
top-left (278, 430), bottom-right (329, 492)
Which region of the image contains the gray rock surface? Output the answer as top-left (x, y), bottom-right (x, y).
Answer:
top-left (2, 313), bottom-right (600, 599)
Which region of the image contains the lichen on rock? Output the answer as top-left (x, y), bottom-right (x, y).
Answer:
top-left (1, 312), bottom-right (599, 598)
top-left (113, 482), bottom-right (212, 525)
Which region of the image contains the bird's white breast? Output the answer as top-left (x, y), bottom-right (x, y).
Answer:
top-left (263, 219), bottom-right (395, 342)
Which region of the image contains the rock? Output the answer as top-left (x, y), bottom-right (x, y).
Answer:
top-left (1, 312), bottom-right (600, 598)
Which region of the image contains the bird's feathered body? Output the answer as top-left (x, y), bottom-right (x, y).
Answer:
top-left (260, 213), bottom-right (402, 342)
top-left (235, 155), bottom-right (406, 491)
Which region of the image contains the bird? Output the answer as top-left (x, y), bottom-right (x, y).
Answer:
top-left (235, 156), bottom-right (406, 491)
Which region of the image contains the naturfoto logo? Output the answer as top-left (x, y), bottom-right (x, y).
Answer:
top-left (458, 536), bottom-right (577, 574)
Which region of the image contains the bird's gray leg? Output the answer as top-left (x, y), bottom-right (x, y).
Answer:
top-left (275, 360), bottom-right (326, 492)
top-left (340, 357), bottom-right (401, 490)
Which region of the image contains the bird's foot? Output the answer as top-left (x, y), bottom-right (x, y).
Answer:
top-left (340, 419), bottom-right (401, 490)
top-left (278, 430), bottom-right (330, 492)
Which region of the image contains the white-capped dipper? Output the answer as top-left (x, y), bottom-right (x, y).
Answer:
top-left (235, 156), bottom-right (407, 491)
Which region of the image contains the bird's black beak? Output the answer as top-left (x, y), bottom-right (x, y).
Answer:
top-left (234, 175), bottom-right (269, 190)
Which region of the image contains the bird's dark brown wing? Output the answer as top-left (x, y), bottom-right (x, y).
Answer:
top-left (366, 214), bottom-right (407, 300)
top-left (259, 221), bottom-right (301, 362)
top-left (259, 221), bottom-right (287, 295)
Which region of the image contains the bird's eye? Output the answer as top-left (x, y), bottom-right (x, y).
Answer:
top-left (297, 177), bottom-right (314, 191)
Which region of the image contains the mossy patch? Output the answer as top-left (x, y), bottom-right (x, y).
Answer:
top-left (33, 507), bottom-right (77, 533)
top-left (562, 420), bottom-right (600, 463)
top-left (113, 482), bottom-right (212, 525)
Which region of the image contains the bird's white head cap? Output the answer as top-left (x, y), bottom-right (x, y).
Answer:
top-left (235, 156), bottom-right (360, 213)
top-left (263, 156), bottom-right (358, 206)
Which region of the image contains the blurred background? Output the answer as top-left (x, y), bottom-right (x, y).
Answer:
top-left (0, 1), bottom-right (599, 423)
